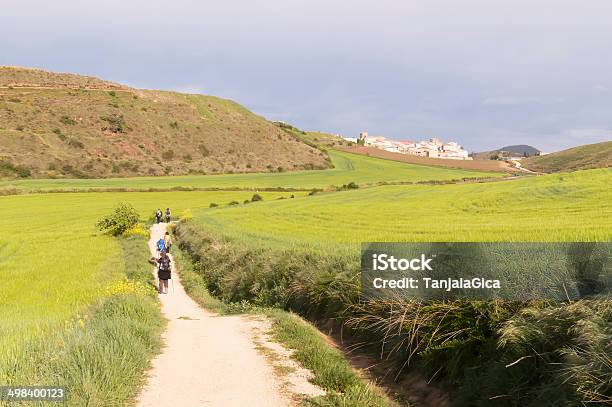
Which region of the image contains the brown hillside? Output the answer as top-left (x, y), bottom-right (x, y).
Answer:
top-left (522, 141), bottom-right (612, 173)
top-left (337, 145), bottom-right (513, 172)
top-left (0, 67), bottom-right (330, 179)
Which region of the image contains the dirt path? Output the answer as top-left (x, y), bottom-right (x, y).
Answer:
top-left (137, 223), bottom-right (318, 407)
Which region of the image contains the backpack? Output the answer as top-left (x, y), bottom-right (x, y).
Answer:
top-left (159, 256), bottom-right (171, 271)
top-left (156, 239), bottom-right (165, 251)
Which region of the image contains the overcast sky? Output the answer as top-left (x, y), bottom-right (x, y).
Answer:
top-left (2, 0), bottom-right (611, 152)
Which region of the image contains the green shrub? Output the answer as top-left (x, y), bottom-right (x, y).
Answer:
top-left (0, 161), bottom-right (31, 178)
top-left (96, 203), bottom-right (140, 236)
top-left (169, 121), bottom-right (179, 129)
top-left (161, 150), bottom-right (175, 160)
top-left (100, 114), bottom-right (125, 133)
top-left (198, 144), bottom-right (210, 157)
top-left (60, 115), bottom-right (76, 125)
top-left (209, 202), bottom-right (219, 208)
top-left (60, 164), bottom-right (88, 178)
top-left (16, 166), bottom-right (30, 178)
top-left (251, 193), bottom-right (263, 202)
top-left (68, 138), bottom-right (84, 149)
top-left (228, 201), bottom-right (240, 206)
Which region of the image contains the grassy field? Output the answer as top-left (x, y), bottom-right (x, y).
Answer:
top-left (0, 237), bottom-right (166, 405)
top-left (189, 168), bottom-right (612, 250)
top-left (0, 150), bottom-right (503, 193)
top-left (0, 189), bottom-right (298, 340)
top-left (0, 189), bottom-right (299, 402)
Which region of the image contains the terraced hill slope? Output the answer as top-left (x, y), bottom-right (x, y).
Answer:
top-left (0, 67), bottom-right (329, 178)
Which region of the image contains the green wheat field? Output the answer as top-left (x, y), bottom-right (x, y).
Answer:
top-left (193, 167), bottom-right (612, 250)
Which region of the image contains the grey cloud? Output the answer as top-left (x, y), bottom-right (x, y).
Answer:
top-left (482, 97), bottom-right (524, 107)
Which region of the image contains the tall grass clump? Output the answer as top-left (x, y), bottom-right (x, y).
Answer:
top-left (174, 223), bottom-right (359, 318)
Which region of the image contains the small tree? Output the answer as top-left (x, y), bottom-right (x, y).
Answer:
top-left (96, 203), bottom-right (140, 236)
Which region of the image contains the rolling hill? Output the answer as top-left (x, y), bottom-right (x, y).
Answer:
top-left (472, 144), bottom-right (540, 160)
top-left (0, 67), bottom-right (330, 179)
top-left (522, 141), bottom-right (612, 172)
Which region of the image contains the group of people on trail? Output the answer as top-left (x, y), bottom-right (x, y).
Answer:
top-left (155, 208), bottom-right (172, 224)
top-left (154, 231), bottom-right (173, 294)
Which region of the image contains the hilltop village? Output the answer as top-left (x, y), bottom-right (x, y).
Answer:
top-left (349, 132), bottom-right (471, 160)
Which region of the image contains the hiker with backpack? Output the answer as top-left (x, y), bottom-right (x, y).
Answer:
top-left (156, 235), bottom-right (166, 254)
top-left (165, 207), bottom-right (171, 223)
top-left (157, 250), bottom-right (172, 294)
top-left (164, 231), bottom-right (173, 253)
top-left (155, 208), bottom-right (163, 224)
